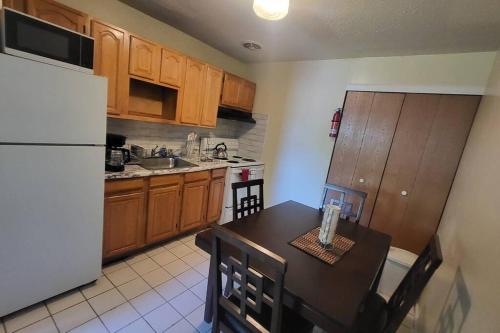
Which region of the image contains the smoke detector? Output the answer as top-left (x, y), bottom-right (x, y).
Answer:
top-left (242, 41), bottom-right (262, 51)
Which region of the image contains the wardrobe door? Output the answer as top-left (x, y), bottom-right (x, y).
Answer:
top-left (326, 91), bottom-right (403, 226)
top-left (327, 91), bottom-right (374, 186)
top-left (370, 94), bottom-right (479, 253)
top-left (350, 93), bottom-right (404, 226)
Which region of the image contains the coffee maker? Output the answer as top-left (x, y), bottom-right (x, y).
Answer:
top-left (105, 133), bottom-right (130, 172)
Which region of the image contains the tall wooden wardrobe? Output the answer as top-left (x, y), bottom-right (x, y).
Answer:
top-left (327, 91), bottom-right (480, 253)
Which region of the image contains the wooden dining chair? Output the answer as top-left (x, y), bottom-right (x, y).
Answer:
top-left (355, 235), bottom-right (443, 333)
top-left (232, 179), bottom-right (264, 221)
top-left (211, 225), bottom-right (314, 333)
top-left (320, 183), bottom-right (367, 223)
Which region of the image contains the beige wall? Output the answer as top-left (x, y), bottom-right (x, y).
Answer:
top-left (417, 51), bottom-right (500, 332)
top-left (56, 0), bottom-right (250, 78)
top-left (250, 52), bottom-right (496, 209)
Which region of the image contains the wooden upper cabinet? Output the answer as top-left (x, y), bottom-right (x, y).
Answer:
top-left (180, 172), bottom-right (209, 232)
top-left (180, 58), bottom-right (206, 125)
top-left (220, 73), bottom-right (256, 112)
top-left (146, 181), bottom-right (182, 244)
top-left (238, 79), bottom-right (256, 112)
top-left (159, 48), bottom-right (186, 88)
top-left (200, 65), bottom-right (223, 127)
top-left (220, 73), bottom-right (240, 107)
top-left (26, 0), bottom-right (89, 34)
top-left (3, 0), bottom-right (27, 12)
top-left (206, 169), bottom-right (226, 223)
top-left (91, 20), bottom-right (128, 116)
top-left (129, 35), bottom-right (160, 82)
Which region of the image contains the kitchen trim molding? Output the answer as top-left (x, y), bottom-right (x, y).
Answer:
top-left (346, 84), bottom-right (486, 95)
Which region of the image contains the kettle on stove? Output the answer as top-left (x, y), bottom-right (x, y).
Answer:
top-left (213, 143), bottom-right (228, 160)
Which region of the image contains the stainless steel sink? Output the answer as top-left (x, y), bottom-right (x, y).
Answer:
top-left (139, 157), bottom-right (198, 170)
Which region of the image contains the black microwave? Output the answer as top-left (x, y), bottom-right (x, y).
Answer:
top-left (0, 8), bottom-right (93, 73)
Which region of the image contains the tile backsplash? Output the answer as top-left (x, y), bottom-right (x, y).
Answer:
top-left (107, 113), bottom-right (268, 160)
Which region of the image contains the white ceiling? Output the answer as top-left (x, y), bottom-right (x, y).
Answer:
top-left (121, 0), bottom-right (500, 63)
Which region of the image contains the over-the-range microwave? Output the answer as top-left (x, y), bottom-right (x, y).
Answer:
top-left (0, 7), bottom-right (93, 73)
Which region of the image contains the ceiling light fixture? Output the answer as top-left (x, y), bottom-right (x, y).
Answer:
top-left (253, 0), bottom-right (289, 21)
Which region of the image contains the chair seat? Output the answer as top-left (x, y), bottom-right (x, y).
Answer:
top-left (222, 295), bottom-right (314, 333)
top-left (356, 293), bottom-right (388, 333)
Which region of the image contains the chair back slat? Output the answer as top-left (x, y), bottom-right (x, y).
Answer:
top-left (232, 179), bottom-right (264, 221)
top-left (320, 183), bottom-right (367, 223)
top-left (383, 235), bottom-right (443, 333)
top-left (211, 225), bottom-right (287, 333)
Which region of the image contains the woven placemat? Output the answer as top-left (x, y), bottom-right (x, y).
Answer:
top-left (290, 227), bottom-right (355, 265)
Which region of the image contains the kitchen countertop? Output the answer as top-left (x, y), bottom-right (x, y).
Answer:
top-left (104, 159), bottom-right (230, 180)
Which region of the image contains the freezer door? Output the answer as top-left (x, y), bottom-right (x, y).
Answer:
top-left (0, 54), bottom-right (106, 145)
top-left (0, 145), bottom-right (105, 317)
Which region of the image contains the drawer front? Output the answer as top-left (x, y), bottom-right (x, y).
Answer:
top-left (105, 178), bottom-right (144, 195)
top-left (185, 171), bottom-right (210, 183)
top-left (211, 168), bottom-right (226, 179)
top-left (150, 174), bottom-right (183, 188)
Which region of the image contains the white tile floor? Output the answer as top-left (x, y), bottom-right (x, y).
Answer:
top-left (0, 233), bottom-right (212, 333)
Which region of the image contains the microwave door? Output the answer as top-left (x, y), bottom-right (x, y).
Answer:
top-left (1, 8), bottom-right (93, 73)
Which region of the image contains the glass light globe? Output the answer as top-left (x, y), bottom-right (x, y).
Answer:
top-left (253, 0), bottom-right (289, 21)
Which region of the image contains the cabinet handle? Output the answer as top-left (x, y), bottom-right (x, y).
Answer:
top-left (401, 190), bottom-right (408, 196)
top-left (359, 178), bottom-right (365, 183)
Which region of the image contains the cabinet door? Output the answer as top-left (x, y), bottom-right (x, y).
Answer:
top-left (238, 79), bottom-right (256, 112)
top-left (3, 0), bottom-right (27, 12)
top-left (206, 176), bottom-right (225, 223)
top-left (180, 180), bottom-right (209, 232)
top-left (146, 184), bottom-right (181, 244)
top-left (180, 58), bottom-right (206, 125)
top-left (129, 35), bottom-right (160, 82)
top-left (103, 192), bottom-right (144, 258)
top-left (349, 93), bottom-right (404, 226)
top-left (159, 48), bottom-right (186, 88)
top-left (200, 65), bottom-right (223, 127)
top-left (220, 73), bottom-right (240, 107)
top-left (327, 92), bottom-right (375, 187)
top-left (91, 20), bottom-right (128, 116)
top-left (370, 94), bottom-right (479, 253)
top-left (26, 0), bottom-right (88, 34)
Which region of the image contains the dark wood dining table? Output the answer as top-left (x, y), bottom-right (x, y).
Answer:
top-left (195, 201), bottom-right (391, 332)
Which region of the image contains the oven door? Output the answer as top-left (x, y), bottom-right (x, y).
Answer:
top-left (1, 8), bottom-right (93, 73)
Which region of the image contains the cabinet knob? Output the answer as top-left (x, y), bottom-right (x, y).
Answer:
top-left (401, 190), bottom-right (408, 196)
top-left (359, 178), bottom-right (365, 183)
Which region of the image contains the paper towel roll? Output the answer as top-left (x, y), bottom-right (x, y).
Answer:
top-left (319, 204), bottom-right (341, 245)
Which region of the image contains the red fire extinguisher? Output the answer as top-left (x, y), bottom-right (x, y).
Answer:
top-left (329, 108), bottom-right (342, 138)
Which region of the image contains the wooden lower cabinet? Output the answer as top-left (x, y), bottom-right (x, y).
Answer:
top-left (103, 169), bottom-right (225, 260)
top-left (180, 175), bottom-right (210, 232)
top-left (103, 179), bottom-right (146, 259)
top-left (146, 175), bottom-right (182, 243)
top-left (207, 169), bottom-right (226, 223)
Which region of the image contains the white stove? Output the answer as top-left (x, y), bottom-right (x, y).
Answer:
top-left (201, 138), bottom-right (264, 224)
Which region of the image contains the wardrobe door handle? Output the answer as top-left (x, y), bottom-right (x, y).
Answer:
top-left (401, 190), bottom-right (408, 196)
top-left (359, 178), bottom-right (365, 183)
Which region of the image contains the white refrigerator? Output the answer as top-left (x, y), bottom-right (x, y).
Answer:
top-left (0, 53), bottom-right (107, 317)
